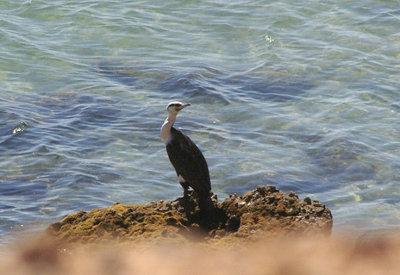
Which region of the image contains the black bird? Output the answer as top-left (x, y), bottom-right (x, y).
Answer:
top-left (161, 101), bottom-right (214, 216)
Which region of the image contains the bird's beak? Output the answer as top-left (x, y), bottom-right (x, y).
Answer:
top-left (174, 103), bottom-right (191, 112)
top-left (178, 103), bottom-right (191, 110)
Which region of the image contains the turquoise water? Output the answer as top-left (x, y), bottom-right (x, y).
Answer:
top-left (0, 0), bottom-right (399, 240)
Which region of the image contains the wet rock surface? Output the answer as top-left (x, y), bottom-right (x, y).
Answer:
top-left (46, 185), bottom-right (332, 244)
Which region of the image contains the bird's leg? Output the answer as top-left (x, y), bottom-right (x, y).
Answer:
top-left (178, 175), bottom-right (189, 198)
top-left (183, 187), bottom-right (189, 198)
top-left (180, 182), bottom-right (190, 198)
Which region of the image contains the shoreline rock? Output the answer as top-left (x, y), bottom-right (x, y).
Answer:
top-left (46, 185), bottom-right (333, 245)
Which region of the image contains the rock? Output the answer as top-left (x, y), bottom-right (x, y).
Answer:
top-left (304, 197), bottom-right (312, 205)
top-left (45, 185), bottom-right (333, 245)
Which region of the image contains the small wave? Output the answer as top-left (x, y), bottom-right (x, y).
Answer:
top-left (95, 61), bottom-right (138, 86)
top-left (160, 72), bottom-right (231, 105)
top-left (94, 61), bottom-right (314, 104)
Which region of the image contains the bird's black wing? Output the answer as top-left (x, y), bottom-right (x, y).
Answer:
top-left (166, 127), bottom-right (211, 196)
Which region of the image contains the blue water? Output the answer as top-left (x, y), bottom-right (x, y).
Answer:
top-left (1, 0), bottom-right (399, 241)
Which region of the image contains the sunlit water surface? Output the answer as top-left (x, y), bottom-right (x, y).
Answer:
top-left (0, 0), bottom-right (399, 241)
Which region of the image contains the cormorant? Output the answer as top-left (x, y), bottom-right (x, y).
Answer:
top-left (161, 101), bottom-right (214, 217)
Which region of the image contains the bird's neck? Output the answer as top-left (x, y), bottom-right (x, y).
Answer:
top-left (161, 113), bottom-right (177, 143)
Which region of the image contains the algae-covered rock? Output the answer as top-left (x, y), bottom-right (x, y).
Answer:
top-left (220, 186), bottom-right (332, 241)
top-left (46, 185), bottom-right (332, 245)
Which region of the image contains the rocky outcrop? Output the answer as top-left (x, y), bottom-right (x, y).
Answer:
top-left (46, 185), bottom-right (332, 245)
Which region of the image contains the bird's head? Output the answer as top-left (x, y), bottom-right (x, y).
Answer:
top-left (166, 101), bottom-right (191, 115)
